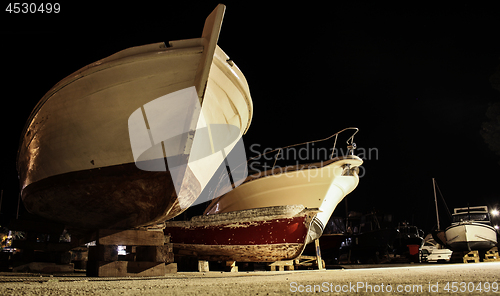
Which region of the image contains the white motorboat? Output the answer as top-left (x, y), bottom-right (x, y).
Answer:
top-left (204, 128), bottom-right (363, 245)
top-left (445, 206), bottom-right (497, 251)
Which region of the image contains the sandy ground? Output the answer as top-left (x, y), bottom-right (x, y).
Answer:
top-left (1, 262), bottom-right (499, 295)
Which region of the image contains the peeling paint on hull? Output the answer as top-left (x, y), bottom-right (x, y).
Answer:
top-left (173, 243), bottom-right (305, 262)
top-left (164, 205), bottom-right (318, 262)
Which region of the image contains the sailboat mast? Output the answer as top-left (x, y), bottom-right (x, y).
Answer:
top-left (433, 178), bottom-right (440, 230)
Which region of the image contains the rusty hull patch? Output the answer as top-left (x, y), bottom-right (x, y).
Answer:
top-left (21, 160), bottom-right (201, 231)
top-left (164, 206), bottom-right (318, 262)
top-left (175, 243), bottom-right (305, 262)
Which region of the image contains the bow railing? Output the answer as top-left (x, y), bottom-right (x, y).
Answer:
top-left (247, 127), bottom-right (359, 172)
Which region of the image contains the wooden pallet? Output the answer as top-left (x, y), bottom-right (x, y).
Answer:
top-left (484, 247), bottom-right (500, 262)
top-left (268, 260), bottom-right (294, 271)
top-left (294, 239), bottom-right (325, 270)
top-left (86, 229), bottom-right (176, 277)
top-left (463, 250), bottom-right (480, 263)
top-left (268, 239), bottom-right (325, 271)
top-left (294, 256), bottom-right (326, 269)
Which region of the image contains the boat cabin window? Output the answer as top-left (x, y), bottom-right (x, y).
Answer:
top-left (452, 213), bottom-right (490, 223)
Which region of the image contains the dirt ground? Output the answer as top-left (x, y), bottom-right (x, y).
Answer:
top-left (1, 262), bottom-right (499, 295)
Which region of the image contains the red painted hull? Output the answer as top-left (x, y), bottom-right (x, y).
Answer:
top-left (164, 205), bottom-right (318, 262)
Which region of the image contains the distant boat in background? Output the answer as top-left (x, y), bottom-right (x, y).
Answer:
top-left (339, 211), bottom-right (398, 264)
top-left (392, 222), bottom-right (425, 256)
top-left (420, 234), bottom-right (453, 262)
top-left (445, 206), bottom-right (497, 251)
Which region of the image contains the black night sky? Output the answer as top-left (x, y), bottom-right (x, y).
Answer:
top-left (1, 2), bottom-right (500, 233)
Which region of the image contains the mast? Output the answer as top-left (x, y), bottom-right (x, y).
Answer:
top-left (433, 178), bottom-right (440, 230)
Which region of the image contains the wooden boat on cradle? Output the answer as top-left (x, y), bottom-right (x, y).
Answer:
top-left (165, 128), bottom-right (363, 261)
top-left (16, 4), bottom-right (253, 231)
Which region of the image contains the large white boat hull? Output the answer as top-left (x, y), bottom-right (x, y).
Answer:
top-left (445, 222), bottom-right (497, 251)
top-left (16, 5), bottom-right (253, 230)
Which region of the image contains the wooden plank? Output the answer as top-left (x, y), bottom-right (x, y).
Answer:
top-left (87, 261), bottom-right (165, 277)
top-left (269, 260), bottom-right (294, 267)
top-left (88, 245), bottom-right (118, 262)
top-left (314, 239), bottom-right (324, 270)
top-left (165, 263), bottom-right (177, 274)
top-left (102, 245), bottom-right (118, 262)
top-left (198, 260), bottom-right (209, 272)
top-left (97, 229), bottom-right (165, 246)
top-left (136, 245), bottom-right (174, 263)
top-left (268, 260), bottom-right (294, 271)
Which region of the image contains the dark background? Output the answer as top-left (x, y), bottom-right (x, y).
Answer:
top-left (1, 1), bottom-right (500, 233)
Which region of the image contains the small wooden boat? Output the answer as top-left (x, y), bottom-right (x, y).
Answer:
top-left (204, 128), bottom-right (363, 244)
top-left (16, 4), bottom-right (253, 231)
top-left (445, 206), bottom-right (497, 251)
top-left (164, 205), bottom-right (319, 262)
top-left (164, 128), bottom-right (362, 262)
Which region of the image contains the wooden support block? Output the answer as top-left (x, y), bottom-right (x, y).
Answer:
top-left (97, 229), bottom-right (165, 246)
top-left (88, 245), bottom-right (118, 262)
top-left (86, 261), bottom-right (165, 277)
top-left (86, 229), bottom-right (174, 277)
top-left (71, 249), bottom-right (88, 261)
top-left (294, 256), bottom-right (325, 269)
top-left (268, 260), bottom-right (294, 271)
top-left (136, 245), bottom-right (174, 263)
top-left (484, 251), bottom-right (500, 262)
top-left (165, 263), bottom-right (177, 274)
top-left (314, 239), bottom-right (324, 270)
top-left (463, 251), bottom-right (479, 263)
top-left (487, 247), bottom-right (498, 254)
top-left (198, 260), bottom-right (209, 272)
